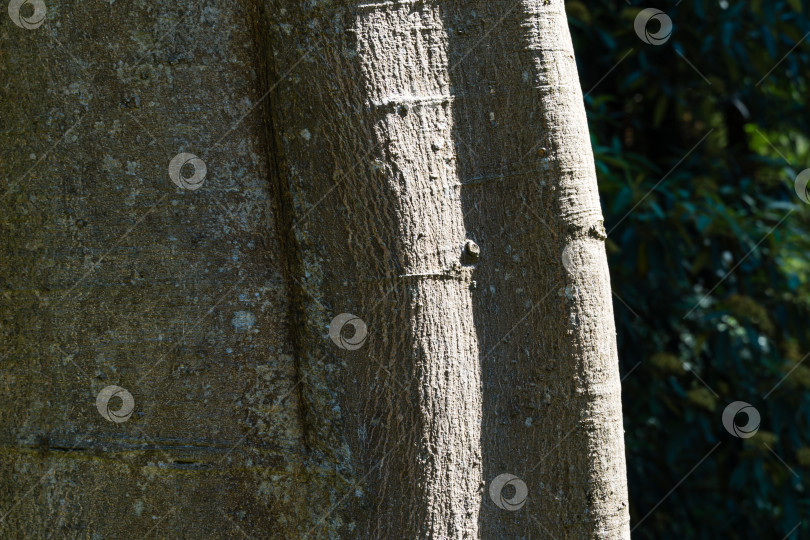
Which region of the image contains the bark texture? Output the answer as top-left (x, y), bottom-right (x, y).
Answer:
top-left (1, 0), bottom-right (629, 538)
top-left (0, 1), bottom-right (319, 537)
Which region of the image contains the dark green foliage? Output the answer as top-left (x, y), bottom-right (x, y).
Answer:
top-left (568, 1), bottom-right (810, 537)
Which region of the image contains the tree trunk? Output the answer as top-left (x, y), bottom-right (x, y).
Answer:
top-left (0, 0), bottom-right (629, 538)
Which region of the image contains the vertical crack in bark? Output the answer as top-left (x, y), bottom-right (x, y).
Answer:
top-left (248, 0), bottom-right (311, 457)
top-left (249, 1), bottom-right (357, 536)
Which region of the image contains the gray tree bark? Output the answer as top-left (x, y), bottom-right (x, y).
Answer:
top-left (0, 0), bottom-right (629, 538)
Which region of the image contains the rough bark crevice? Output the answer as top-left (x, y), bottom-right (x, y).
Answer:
top-left (249, 0), bottom-right (326, 462)
top-left (249, 0), bottom-right (311, 457)
top-left (250, 1), bottom-right (359, 536)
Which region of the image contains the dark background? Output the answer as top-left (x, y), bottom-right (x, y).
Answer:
top-left (568, 1), bottom-right (810, 537)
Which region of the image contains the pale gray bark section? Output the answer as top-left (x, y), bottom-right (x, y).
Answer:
top-left (356, 6), bottom-right (483, 536)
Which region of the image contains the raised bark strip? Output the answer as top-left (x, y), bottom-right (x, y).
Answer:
top-left (260, 1), bottom-right (482, 536)
top-left (356, 6), bottom-right (482, 537)
top-left (522, 2), bottom-right (630, 536)
top-left (437, 0), bottom-right (630, 536)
